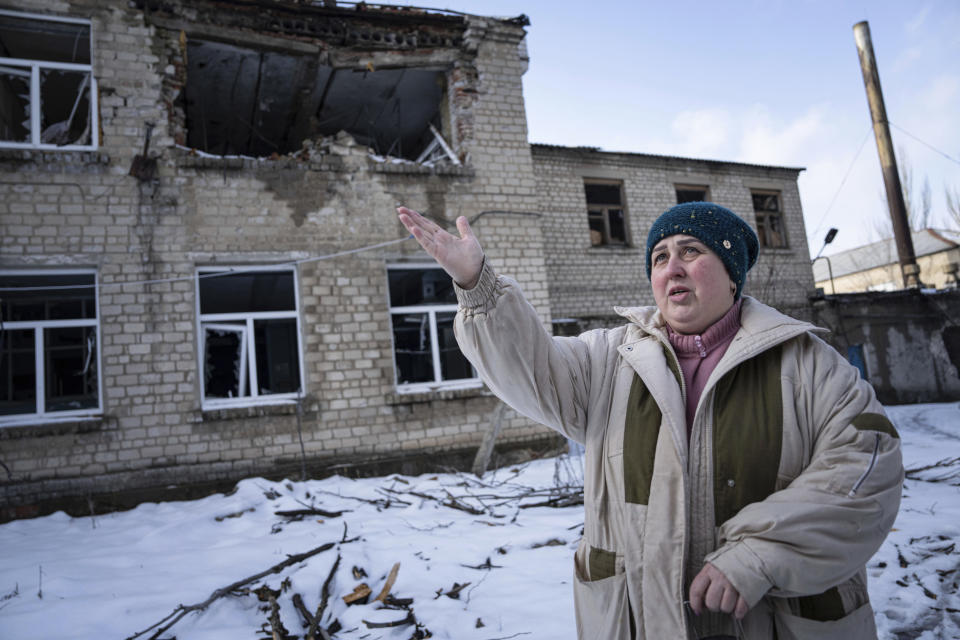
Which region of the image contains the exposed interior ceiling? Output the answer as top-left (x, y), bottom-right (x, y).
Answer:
top-left (185, 39), bottom-right (445, 159)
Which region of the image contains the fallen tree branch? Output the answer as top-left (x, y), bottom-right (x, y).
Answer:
top-left (382, 487), bottom-right (484, 515)
top-left (363, 611), bottom-right (415, 628)
top-left (125, 536), bottom-right (353, 640)
top-left (374, 562), bottom-right (401, 603)
top-left (275, 508), bottom-right (347, 519)
top-left (293, 593), bottom-right (315, 627)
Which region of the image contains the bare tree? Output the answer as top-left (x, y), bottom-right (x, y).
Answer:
top-left (872, 146), bottom-right (933, 239)
top-left (945, 185), bottom-right (960, 231)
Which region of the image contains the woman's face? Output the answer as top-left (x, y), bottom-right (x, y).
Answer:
top-left (650, 234), bottom-right (736, 335)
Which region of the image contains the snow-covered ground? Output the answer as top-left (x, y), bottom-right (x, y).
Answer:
top-left (1, 403), bottom-right (958, 640)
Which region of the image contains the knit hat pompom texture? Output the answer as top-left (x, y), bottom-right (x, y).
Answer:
top-left (645, 201), bottom-right (759, 299)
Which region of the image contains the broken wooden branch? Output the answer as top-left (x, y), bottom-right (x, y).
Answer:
top-left (382, 487), bottom-right (484, 515)
top-left (124, 537), bottom-right (352, 640)
top-left (363, 611), bottom-right (415, 628)
top-left (435, 581), bottom-right (471, 600)
top-left (374, 562), bottom-right (401, 603)
top-left (274, 507), bottom-right (347, 519)
top-left (461, 557), bottom-right (503, 570)
top-left (292, 593), bottom-right (315, 627)
top-left (305, 552), bottom-right (341, 640)
top-left (342, 583), bottom-right (371, 605)
top-left (472, 402), bottom-right (506, 477)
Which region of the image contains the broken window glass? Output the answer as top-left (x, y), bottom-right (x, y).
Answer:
top-left (752, 191), bottom-right (788, 248)
top-left (0, 11), bottom-right (95, 149)
top-left (387, 266), bottom-right (476, 391)
top-left (184, 38), bottom-right (445, 160)
top-left (676, 185), bottom-right (709, 204)
top-left (197, 268), bottom-right (303, 407)
top-left (584, 180), bottom-right (628, 246)
top-left (0, 271), bottom-right (100, 423)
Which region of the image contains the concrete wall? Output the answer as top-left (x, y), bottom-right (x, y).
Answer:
top-left (811, 290), bottom-right (960, 404)
top-left (531, 145), bottom-right (815, 328)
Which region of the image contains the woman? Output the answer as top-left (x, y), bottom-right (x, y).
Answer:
top-left (397, 202), bottom-right (903, 639)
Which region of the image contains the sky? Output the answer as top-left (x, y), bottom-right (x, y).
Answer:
top-left (1, 401), bottom-right (958, 639)
top-left (388, 0), bottom-right (960, 257)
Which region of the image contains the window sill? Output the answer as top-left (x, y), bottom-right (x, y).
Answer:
top-left (586, 244), bottom-right (638, 253)
top-left (200, 401), bottom-right (300, 422)
top-left (386, 384), bottom-right (491, 405)
top-left (0, 148), bottom-right (110, 165)
top-left (0, 415), bottom-right (104, 439)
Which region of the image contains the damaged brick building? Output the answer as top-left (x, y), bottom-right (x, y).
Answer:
top-left (0, 1), bottom-right (814, 518)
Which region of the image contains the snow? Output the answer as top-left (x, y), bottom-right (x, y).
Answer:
top-left (1, 403), bottom-right (959, 639)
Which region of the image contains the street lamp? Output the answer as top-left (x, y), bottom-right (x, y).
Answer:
top-left (813, 228), bottom-right (839, 294)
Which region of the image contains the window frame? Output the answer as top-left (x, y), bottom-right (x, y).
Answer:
top-left (387, 263), bottom-right (481, 394)
top-left (0, 268), bottom-right (102, 427)
top-left (675, 183), bottom-right (710, 204)
top-left (584, 178), bottom-right (630, 247)
top-left (0, 9), bottom-right (99, 151)
top-left (195, 265), bottom-right (306, 409)
top-left (751, 189), bottom-right (789, 248)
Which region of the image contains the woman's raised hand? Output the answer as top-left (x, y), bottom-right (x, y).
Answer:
top-left (397, 206), bottom-right (484, 290)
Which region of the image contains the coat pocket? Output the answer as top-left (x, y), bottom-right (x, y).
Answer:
top-left (775, 601), bottom-right (877, 640)
top-left (573, 557), bottom-right (631, 640)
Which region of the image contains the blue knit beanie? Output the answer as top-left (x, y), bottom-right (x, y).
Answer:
top-left (645, 201), bottom-right (759, 299)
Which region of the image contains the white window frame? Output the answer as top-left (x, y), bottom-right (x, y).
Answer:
top-left (0, 9), bottom-right (99, 151)
top-left (0, 268), bottom-right (102, 427)
top-left (388, 263), bottom-right (480, 394)
top-left (195, 265), bottom-right (305, 409)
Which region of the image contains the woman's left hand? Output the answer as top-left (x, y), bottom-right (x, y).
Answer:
top-left (688, 562), bottom-right (749, 619)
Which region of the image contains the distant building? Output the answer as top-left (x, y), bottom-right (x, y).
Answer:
top-left (0, 0), bottom-right (814, 518)
top-left (813, 229), bottom-right (960, 293)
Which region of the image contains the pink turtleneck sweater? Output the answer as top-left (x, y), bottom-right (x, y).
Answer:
top-left (666, 299), bottom-right (743, 436)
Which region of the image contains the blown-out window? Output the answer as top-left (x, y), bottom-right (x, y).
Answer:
top-left (0, 10), bottom-right (97, 149)
top-left (0, 270), bottom-right (100, 425)
top-left (584, 180), bottom-right (628, 246)
top-left (752, 190), bottom-right (788, 248)
top-left (676, 184), bottom-right (710, 204)
top-left (196, 268), bottom-right (304, 408)
top-left (184, 38), bottom-right (445, 160)
top-left (387, 265), bottom-right (478, 392)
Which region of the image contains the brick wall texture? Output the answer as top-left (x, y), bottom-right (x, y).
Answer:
top-left (0, 0), bottom-right (814, 514)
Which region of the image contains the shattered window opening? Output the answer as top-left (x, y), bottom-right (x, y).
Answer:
top-left (387, 265), bottom-right (478, 392)
top-left (0, 270), bottom-right (101, 426)
top-left (584, 180), bottom-right (629, 247)
top-left (0, 10), bottom-right (97, 150)
top-left (197, 268), bottom-right (304, 408)
top-left (752, 190), bottom-right (788, 248)
top-left (675, 184), bottom-right (710, 204)
top-left (184, 38), bottom-right (447, 160)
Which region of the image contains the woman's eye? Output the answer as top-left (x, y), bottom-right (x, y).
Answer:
top-left (683, 247), bottom-right (700, 256)
top-left (653, 253), bottom-right (666, 264)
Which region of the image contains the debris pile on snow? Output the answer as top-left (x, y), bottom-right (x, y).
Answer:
top-left (1, 405), bottom-right (959, 639)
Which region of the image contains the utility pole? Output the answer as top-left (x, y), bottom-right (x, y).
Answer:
top-left (853, 20), bottom-right (922, 288)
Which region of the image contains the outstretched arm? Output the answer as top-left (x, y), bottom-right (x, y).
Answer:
top-left (396, 206), bottom-right (484, 289)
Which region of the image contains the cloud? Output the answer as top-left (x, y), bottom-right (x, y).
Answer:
top-left (905, 5), bottom-right (931, 33)
top-left (920, 74), bottom-right (960, 110)
top-left (736, 104), bottom-right (827, 166)
top-left (668, 108), bottom-right (732, 157)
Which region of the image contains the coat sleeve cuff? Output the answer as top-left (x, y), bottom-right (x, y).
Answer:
top-left (453, 257), bottom-right (498, 312)
top-left (704, 541), bottom-right (774, 607)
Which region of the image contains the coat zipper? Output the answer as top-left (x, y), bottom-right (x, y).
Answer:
top-left (848, 432), bottom-right (881, 497)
